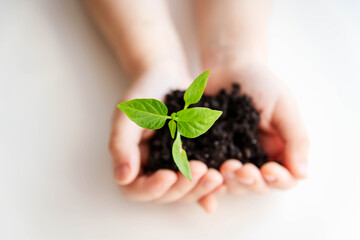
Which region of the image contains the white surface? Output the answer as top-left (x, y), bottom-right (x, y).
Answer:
top-left (1, 0), bottom-right (359, 239)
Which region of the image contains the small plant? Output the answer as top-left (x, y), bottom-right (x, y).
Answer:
top-left (117, 71), bottom-right (222, 180)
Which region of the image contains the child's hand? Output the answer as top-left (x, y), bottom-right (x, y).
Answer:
top-left (109, 70), bottom-right (224, 213)
top-left (205, 64), bottom-right (309, 195)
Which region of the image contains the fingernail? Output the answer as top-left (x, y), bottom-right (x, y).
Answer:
top-left (192, 174), bottom-right (201, 181)
top-left (203, 180), bottom-right (217, 189)
top-left (115, 164), bottom-right (130, 182)
top-left (161, 182), bottom-right (174, 188)
top-left (225, 172), bottom-right (235, 179)
top-left (237, 178), bottom-right (254, 185)
top-left (264, 175), bottom-right (277, 183)
top-left (298, 162), bottom-right (308, 177)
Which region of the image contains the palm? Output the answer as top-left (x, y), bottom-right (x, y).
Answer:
top-left (204, 65), bottom-right (308, 194)
top-left (110, 70), bottom-right (225, 212)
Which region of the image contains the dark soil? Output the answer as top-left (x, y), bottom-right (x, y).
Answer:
top-left (144, 84), bottom-right (269, 173)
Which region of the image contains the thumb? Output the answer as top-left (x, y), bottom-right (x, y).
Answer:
top-left (198, 194), bottom-right (218, 214)
top-left (109, 110), bottom-right (144, 185)
top-left (272, 94), bottom-right (310, 179)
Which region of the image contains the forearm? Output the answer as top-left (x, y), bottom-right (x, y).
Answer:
top-left (85, 0), bottom-right (188, 79)
top-left (195, 0), bottom-right (272, 70)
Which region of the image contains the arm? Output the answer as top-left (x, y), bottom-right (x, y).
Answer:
top-left (196, 0), bottom-right (271, 91)
top-left (85, 0), bottom-right (191, 184)
top-left (195, 0), bottom-right (309, 194)
top-left (85, 0), bottom-right (188, 80)
top-left (85, 0), bottom-right (224, 213)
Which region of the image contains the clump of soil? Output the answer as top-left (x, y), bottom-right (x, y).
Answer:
top-left (144, 84), bottom-right (269, 173)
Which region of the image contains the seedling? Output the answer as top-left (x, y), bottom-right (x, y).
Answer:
top-left (117, 71), bottom-right (222, 180)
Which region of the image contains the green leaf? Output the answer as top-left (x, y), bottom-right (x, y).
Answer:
top-left (168, 119), bottom-right (176, 139)
top-left (172, 131), bottom-right (192, 180)
top-left (176, 107), bottom-right (222, 138)
top-left (170, 112), bottom-right (177, 120)
top-left (183, 71), bottom-right (210, 109)
top-left (117, 99), bottom-right (169, 130)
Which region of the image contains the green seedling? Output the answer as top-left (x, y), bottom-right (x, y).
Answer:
top-left (117, 71), bottom-right (222, 180)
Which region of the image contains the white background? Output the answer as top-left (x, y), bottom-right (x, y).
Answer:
top-left (1, 0), bottom-right (359, 239)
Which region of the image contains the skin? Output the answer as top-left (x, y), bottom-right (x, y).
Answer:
top-left (196, 0), bottom-right (309, 198)
top-left (85, 0), bottom-right (309, 213)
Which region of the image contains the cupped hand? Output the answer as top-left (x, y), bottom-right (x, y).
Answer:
top-left (109, 69), bottom-right (224, 213)
top-left (205, 64), bottom-right (309, 195)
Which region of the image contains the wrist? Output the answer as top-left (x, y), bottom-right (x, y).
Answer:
top-left (130, 61), bottom-right (191, 91)
top-left (201, 49), bottom-right (269, 94)
top-left (128, 55), bottom-right (189, 81)
top-left (201, 46), bottom-right (267, 74)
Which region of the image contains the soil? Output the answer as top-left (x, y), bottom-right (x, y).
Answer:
top-left (144, 84), bottom-right (269, 173)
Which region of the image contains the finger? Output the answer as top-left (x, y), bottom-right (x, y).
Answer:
top-left (198, 194), bottom-right (218, 214)
top-left (196, 184), bottom-right (225, 214)
top-left (178, 169), bottom-right (223, 203)
top-left (272, 94), bottom-right (310, 179)
top-left (234, 163), bottom-right (269, 194)
top-left (141, 128), bottom-right (155, 141)
top-left (154, 161), bottom-right (208, 204)
top-left (258, 131), bottom-right (284, 161)
top-left (121, 169), bottom-right (177, 202)
top-left (213, 184), bottom-right (227, 195)
top-left (139, 142), bottom-right (150, 165)
top-left (260, 162), bottom-right (297, 189)
top-left (220, 159), bottom-right (248, 195)
top-left (110, 110), bottom-right (144, 185)
top-left (196, 183), bottom-right (226, 214)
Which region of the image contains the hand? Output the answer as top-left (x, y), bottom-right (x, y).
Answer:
top-left (205, 63), bottom-right (309, 195)
top-left (109, 69), bottom-right (224, 213)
